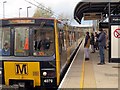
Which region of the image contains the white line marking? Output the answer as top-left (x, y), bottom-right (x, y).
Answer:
top-left (58, 41), bottom-right (83, 89)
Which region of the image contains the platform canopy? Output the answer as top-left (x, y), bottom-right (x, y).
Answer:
top-left (74, 0), bottom-right (120, 24)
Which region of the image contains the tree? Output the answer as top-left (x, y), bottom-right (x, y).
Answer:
top-left (57, 12), bottom-right (73, 25)
top-left (33, 6), bottom-right (53, 18)
top-left (33, 8), bottom-right (41, 18)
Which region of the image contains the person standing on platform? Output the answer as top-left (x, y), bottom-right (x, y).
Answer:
top-left (90, 32), bottom-right (95, 53)
top-left (84, 32), bottom-right (90, 60)
top-left (94, 32), bottom-right (99, 50)
top-left (97, 28), bottom-right (106, 65)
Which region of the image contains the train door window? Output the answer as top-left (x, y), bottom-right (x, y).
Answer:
top-left (14, 27), bottom-right (29, 56)
top-left (63, 30), bottom-right (67, 50)
top-left (57, 23), bottom-right (65, 54)
top-left (58, 30), bottom-right (64, 54)
top-left (73, 32), bottom-right (76, 42)
top-left (33, 26), bottom-right (55, 56)
top-left (68, 31), bottom-right (73, 46)
top-left (0, 27), bottom-right (2, 54)
top-left (0, 27), bottom-right (10, 56)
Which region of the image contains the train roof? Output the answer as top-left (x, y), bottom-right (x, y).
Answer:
top-left (0, 17), bottom-right (57, 21)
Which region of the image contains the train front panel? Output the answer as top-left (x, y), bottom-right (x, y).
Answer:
top-left (3, 61), bottom-right (40, 88)
top-left (0, 18), bottom-right (59, 88)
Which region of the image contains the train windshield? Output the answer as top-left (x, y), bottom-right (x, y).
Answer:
top-left (14, 25), bottom-right (55, 56)
top-left (0, 19), bottom-right (55, 57)
top-left (33, 25), bottom-right (55, 56)
top-left (14, 27), bottom-right (29, 56)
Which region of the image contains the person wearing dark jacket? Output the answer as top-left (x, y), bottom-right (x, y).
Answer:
top-left (98, 28), bottom-right (106, 65)
top-left (84, 32), bottom-right (90, 60)
top-left (94, 32), bottom-right (99, 50)
top-left (90, 33), bottom-right (95, 53)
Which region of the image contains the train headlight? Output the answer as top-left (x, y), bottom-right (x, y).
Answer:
top-left (43, 72), bottom-right (47, 76)
top-left (0, 70), bottom-right (2, 74)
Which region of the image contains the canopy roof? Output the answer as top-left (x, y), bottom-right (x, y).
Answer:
top-left (74, 1), bottom-right (120, 24)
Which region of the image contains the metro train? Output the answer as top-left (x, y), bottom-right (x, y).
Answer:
top-left (0, 18), bottom-right (83, 89)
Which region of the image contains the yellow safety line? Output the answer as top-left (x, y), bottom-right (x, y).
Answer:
top-left (80, 55), bottom-right (85, 90)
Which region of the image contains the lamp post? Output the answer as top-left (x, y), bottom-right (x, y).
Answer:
top-left (19, 8), bottom-right (22, 18)
top-left (3, 1), bottom-right (7, 18)
top-left (27, 6), bottom-right (31, 17)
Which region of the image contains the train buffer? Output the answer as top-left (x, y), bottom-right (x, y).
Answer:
top-left (58, 40), bottom-right (119, 89)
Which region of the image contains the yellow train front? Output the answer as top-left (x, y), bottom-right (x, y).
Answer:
top-left (0, 18), bottom-right (83, 89)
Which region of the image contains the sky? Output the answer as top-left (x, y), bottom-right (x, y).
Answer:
top-left (0, 0), bottom-right (93, 26)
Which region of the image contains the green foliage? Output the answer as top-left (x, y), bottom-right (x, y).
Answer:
top-left (33, 7), bottom-right (53, 18)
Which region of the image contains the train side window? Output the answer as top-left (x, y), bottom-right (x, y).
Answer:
top-left (0, 27), bottom-right (10, 56)
top-left (14, 27), bottom-right (29, 56)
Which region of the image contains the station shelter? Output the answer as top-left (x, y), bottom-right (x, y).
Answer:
top-left (74, 0), bottom-right (120, 62)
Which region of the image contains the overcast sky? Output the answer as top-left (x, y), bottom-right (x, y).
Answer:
top-left (0, 0), bottom-right (93, 25)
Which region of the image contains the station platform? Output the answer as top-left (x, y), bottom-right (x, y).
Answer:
top-left (58, 40), bottom-right (119, 89)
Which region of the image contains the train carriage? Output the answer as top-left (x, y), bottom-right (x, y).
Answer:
top-left (0, 18), bottom-right (83, 89)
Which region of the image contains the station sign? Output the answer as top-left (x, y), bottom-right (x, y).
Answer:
top-left (9, 19), bottom-right (35, 24)
top-left (110, 15), bottom-right (120, 23)
top-left (99, 22), bottom-right (108, 28)
top-left (84, 13), bottom-right (102, 20)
